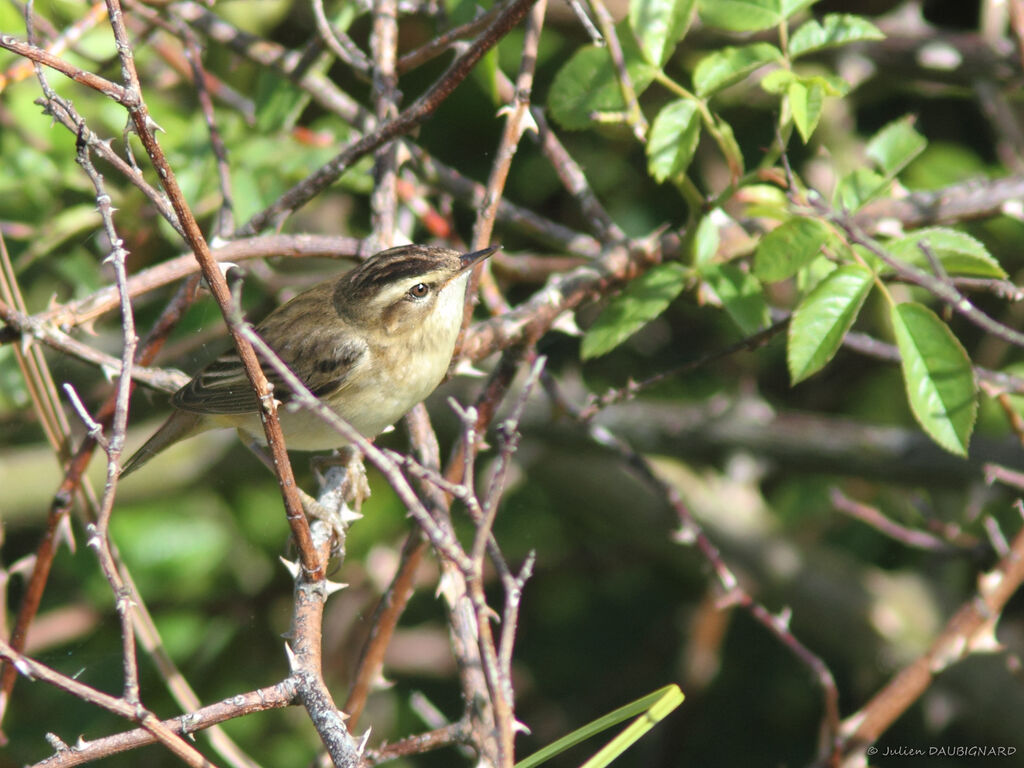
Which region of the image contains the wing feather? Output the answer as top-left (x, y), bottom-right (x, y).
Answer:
top-left (172, 283), bottom-right (367, 415)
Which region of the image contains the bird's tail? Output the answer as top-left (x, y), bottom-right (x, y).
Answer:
top-left (121, 410), bottom-right (206, 477)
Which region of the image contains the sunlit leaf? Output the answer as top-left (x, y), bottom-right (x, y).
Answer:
top-left (646, 99), bottom-right (701, 182)
top-left (790, 14), bottom-right (884, 57)
top-left (867, 116), bottom-right (927, 177)
top-left (693, 43), bottom-right (781, 97)
top-left (698, 0), bottom-right (816, 32)
top-left (891, 302), bottom-right (977, 456)
top-left (702, 263), bottom-right (770, 334)
top-left (789, 80), bottom-right (824, 143)
top-left (549, 29), bottom-right (659, 130)
top-left (629, 0), bottom-right (696, 67)
top-left (788, 264), bottom-right (873, 383)
top-left (581, 263), bottom-right (689, 359)
top-left (887, 228), bottom-right (1006, 278)
top-left (754, 217), bottom-right (832, 282)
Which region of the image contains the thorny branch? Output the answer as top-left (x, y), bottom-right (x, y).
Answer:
top-left (3, 2), bottom-right (1024, 768)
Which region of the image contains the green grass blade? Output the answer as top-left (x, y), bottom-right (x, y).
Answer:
top-left (515, 684), bottom-right (684, 768)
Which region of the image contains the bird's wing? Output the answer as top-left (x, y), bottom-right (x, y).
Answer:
top-left (171, 333), bottom-right (368, 416)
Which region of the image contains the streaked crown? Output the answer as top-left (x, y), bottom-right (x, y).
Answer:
top-left (333, 245), bottom-right (496, 324)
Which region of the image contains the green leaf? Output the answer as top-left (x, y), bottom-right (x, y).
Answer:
top-left (891, 302), bottom-right (977, 456)
top-left (474, 47), bottom-right (501, 106)
top-left (693, 210), bottom-right (723, 267)
top-left (867, 116), bottom-right (927, 177)
top-left (629, 0), bottom-right (696, 67)
top-left (646, 99), bottom-right (701, 182)
top-left (698, 0), bottom-right (815, 32)
top-left (887, 228), bottom-right (1007, 278)
top-left (834, 168), bottom-right (888, 211)
top-left (789, 80), bottom-right (824, 142)
top-left (760, 68), bottom-right (796, 94)
top-left (255, 70), bottom-right (311, 133)
top-left (789, 14), bottom-right (884, 57)
top-left (516, 685), bottom-right (684, 768)
top-left (788, 264), bottom-right (873, 383)
top-left (581, 264), bottom-right (689, 359)
top-left (754, 217), bottom-right (832, 282)
top-left (549, 29), bottom-right (659, 130)
top-left (702, 263), bottom-right (770, 335)
top-left (693, 43), bottom-right (782, 97)
top-left (713, 113), bottom-right (745, 177)
top-left (738, 184), bottom-right (789, 219)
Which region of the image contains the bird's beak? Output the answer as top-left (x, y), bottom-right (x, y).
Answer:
top-left (459, 245), bottom-right (499, 272)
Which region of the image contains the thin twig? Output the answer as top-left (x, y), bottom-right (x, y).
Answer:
top-left (236, 0), bottom-right (539, 235)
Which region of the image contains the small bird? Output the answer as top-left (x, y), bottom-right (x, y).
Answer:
top-left (121, 244), bottom-right (497, 476)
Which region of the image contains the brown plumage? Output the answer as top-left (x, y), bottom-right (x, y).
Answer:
top-left (121, 244), bottom-right (496, 476)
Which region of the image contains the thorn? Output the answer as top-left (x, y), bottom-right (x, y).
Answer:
top-left (550, 310), bottom-right (583, 337)
top-left (357, 727), bottom-right (372, 755)
top-left (279, 556), bottom-right (301, 579)
top-left (340, 505), bottom-right (364, 526)
top-left (284, 642), bottom-right (298, 672)
top-left (452, 358), bottom-right (486, 378)
top-left (324, 579), bottom-right (348, 596)
top-left (79, 317), bottom-right (99, 336)
top-left (519, 109), bottom-right (539, 136)
top-left (144, 114), bottom-right (166, 134)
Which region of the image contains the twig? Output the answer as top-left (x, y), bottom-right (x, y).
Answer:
top-left (288, 524), bottom-right (362, 767)
top-left (28, 681), bottom-right (294, 767)
top-left (236, 0), bottom-right (540, 235)
top-left (467, 0), bottom-right (548, 317)
top-left (818, 199), bottom-right (1024, 349)
top-left (583, 0), bottom-right (647, 140)
top-left (0, 639), bottom-right (218, 768)
top-left (837, 520), bottom-right (1024, 763)
top-left (312, 0), bottom-right (372, 75)
top-left (370, 0), bottom-right (400, 248)
top-left (178, 20), bottom-right (235, 236)
top-left (103, 0), bottom-right (321, 579)
top-left (397, 6), bottom-right (500, 73)
top-left (829, 488), bottom-right (967, 553)
top-left (545, 375), bottom-right (842, 767)
top-left (363, 720), bottom-right (470, 764)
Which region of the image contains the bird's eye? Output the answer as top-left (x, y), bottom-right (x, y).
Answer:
top-left (408, 283), bottom-right (430, 299)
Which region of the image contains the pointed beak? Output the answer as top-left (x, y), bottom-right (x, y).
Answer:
top-left (459, 245), bottom-right (499, 272)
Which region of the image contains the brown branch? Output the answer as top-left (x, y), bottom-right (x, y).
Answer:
top-left (544, 375), bottom-right (843, 767)
top-left (829, 488), bottom-right (970, 554)
top-left (854, 175), bottom-right (1024, 232)
top-left (397, 6), bottom-right (501, 73)
top-left (466, 0), bottom-right (548, 318)
top-left (32, 682), bottom-right (294, 767)
top-left (0, 639), bottom-right (216, 768)
top-left (370, 0), bottom-right (400, 249)
top-left (102, 0), bottom-right (322, 579)
top-left (236, 0), bottom-right (540, 235)
top-left (17, 234), bottom-right (363, 335)
top-left (838, 518), bottom-right (1024, 761)
top-left (0, 32), bottom-right (130, 102)
top-left (289, 526), bottom-right (362, 766)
